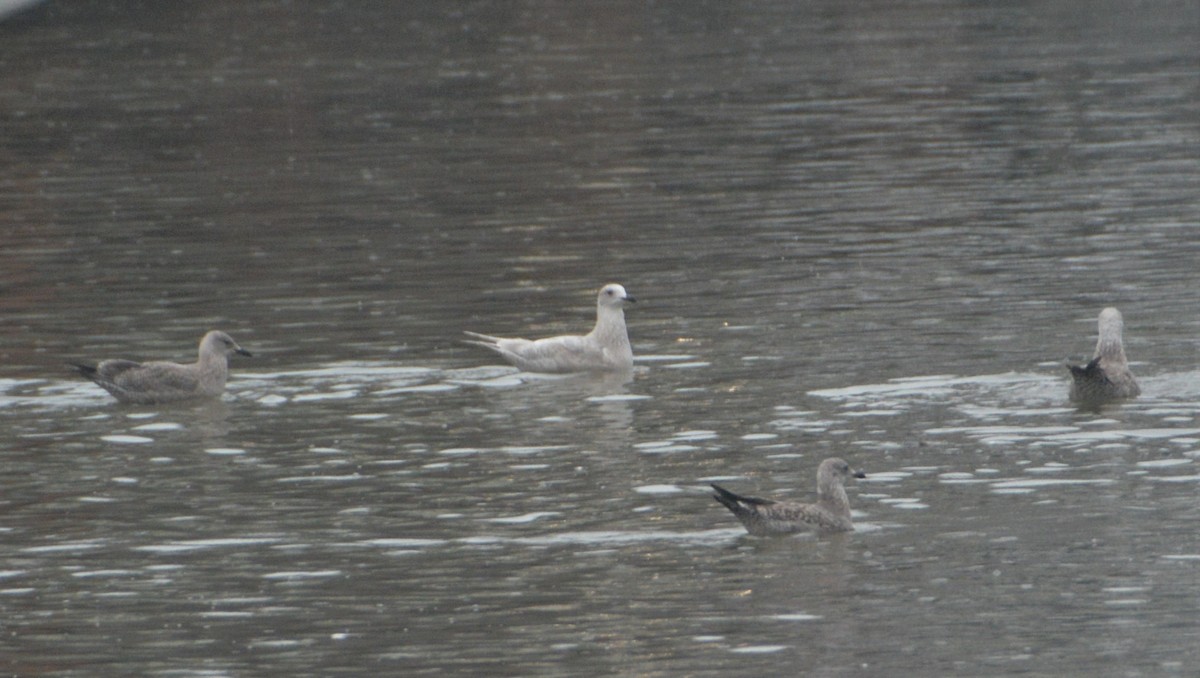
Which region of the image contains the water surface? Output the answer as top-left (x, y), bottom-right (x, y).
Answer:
top-left (2, 1), bottom-right (1199, 675)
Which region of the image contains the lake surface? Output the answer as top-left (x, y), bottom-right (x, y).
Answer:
top-left (2, 1), bottom-right (1199, 675)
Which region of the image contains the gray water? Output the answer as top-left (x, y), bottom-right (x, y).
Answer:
top-left (3, 1), bottom-right (1200, 676)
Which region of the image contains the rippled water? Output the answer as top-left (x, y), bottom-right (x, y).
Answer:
top-left (3, 0), bottom-right (1200, 675)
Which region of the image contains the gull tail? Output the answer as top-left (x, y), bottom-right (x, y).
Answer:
top-left (463, 331), bottom-right (508, 353)
top-left (463, 331), bottom-right (501, 344)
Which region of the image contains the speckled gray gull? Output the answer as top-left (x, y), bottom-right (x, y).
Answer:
top-left (1067, 307), bottom-right (1140, 405)
top-left (464, 283), bottom-right (636, 373)
top-left (70, 330), bottom-right (252, 404)
top-left (711, 457), bottom-right (866, 536)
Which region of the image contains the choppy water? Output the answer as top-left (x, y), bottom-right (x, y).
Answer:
top-left (3, 0), bottom-right (1200, 676)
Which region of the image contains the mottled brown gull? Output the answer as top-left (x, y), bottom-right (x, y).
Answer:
top-left (711, 457), bottom-right (866, 536)
top-left (464, 283), bottom-right (636, 373)
top-left (1067, 307), bottom-right (1139, 405)
top-left (70, 330), bottom-right (252, 404)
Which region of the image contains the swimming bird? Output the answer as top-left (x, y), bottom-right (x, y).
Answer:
top-left (1067, 307), bottom-right (1139, 405)
top-left (69, 330), bottom-right (252, 404)
top-left (711, 457), bottom-right (865, 536)
top-left (464, 283), bottom-right (636, 373)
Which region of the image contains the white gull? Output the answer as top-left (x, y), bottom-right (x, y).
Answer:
top-left (464, 283), bottom-right (635, 373)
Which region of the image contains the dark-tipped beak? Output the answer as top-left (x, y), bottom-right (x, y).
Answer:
top-left (236, 347), bottom-right (253, 358)
top-left (624, 295), bottom-right (637, 303)
top-left (853, 469), bottom-right (866, 479)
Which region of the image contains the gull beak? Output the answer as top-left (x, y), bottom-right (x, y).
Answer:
top-left (235, 347), bottom-right (253, 358)
top-left (853, 469), bottom-right (866, 479)
top-left (624, 294), bottom-right (637, 303)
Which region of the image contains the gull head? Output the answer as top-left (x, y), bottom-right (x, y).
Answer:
top-left (820, 457), bottom-right (866, 482)
top-left (1095, 307), bottom-right (1129, 360)
top-left (1098, 307), bottom-right (1124, 337)
top-left (597, 283), bottom-right (635, 308)
top-left (203, 330), bottom-right (253, 358)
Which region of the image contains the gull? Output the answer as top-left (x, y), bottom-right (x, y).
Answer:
top-left (464, 283), bottom-right (636, 373)
top-left (1067, 307), bottom-right (1139, 405)
top-left (69, 330), bottom-right (252, 404)
top-left (711, 457), bottom-right (866, 536)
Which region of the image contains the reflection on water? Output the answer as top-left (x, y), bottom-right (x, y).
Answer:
top-left (3, 0), bottom-right (1200, 675)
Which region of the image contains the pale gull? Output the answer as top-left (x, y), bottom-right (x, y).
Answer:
top-left (70, 330), bottom-right (252, 404)
top-left (711, 457), bottom-right (865, 536)
top-left (464, 283), bottom-right (636, 373)
top-left (1067, 307), bottom-right (1139, 405)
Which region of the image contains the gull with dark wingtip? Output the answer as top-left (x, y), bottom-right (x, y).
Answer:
top-left (711, 457), bottom-right (865, 536)
top-left (1067, 307), bottom-right (1139, 406)
top-left (464, 283), bottom-right (636, 373)
top-left (69, 330), bottom-right (252, 404)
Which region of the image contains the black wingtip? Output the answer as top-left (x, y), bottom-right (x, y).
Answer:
top-left (1068, 356), bottom-right (1103, 380)
top-left (710, 483), bottom-right (736, 500)
top-left (710, 483), bottom-right (774, 507)
top-left (710, 484), bottom-right (739, 511)
top-left (67, 362), bottom-right (98, 378)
